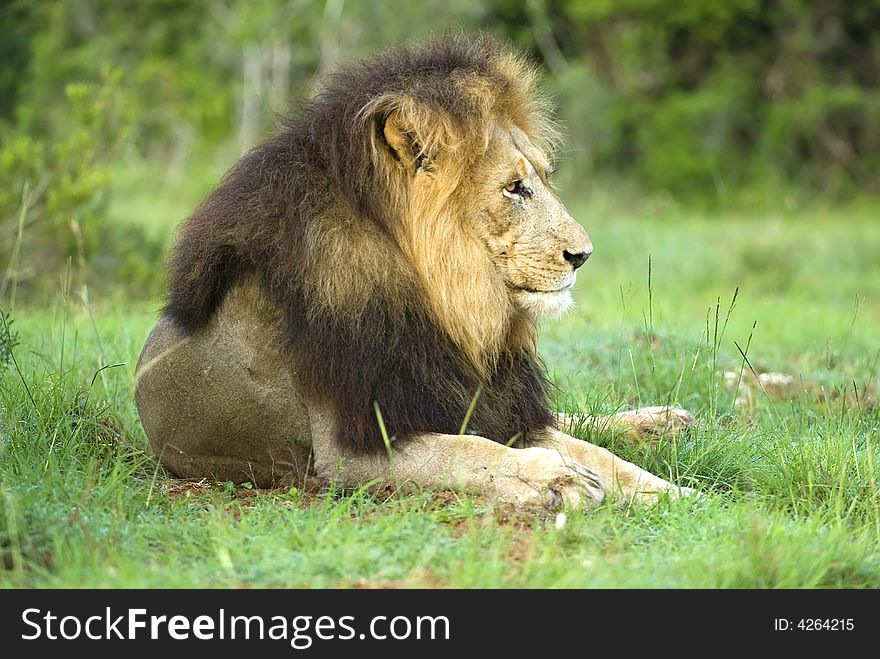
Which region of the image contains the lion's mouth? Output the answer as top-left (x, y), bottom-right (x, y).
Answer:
top-left (513, 283), bottom-right (573, 294)
top-left (509, 281), bottom-right (575, 318)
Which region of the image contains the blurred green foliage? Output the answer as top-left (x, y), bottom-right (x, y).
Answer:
top-left (539, 0), bottom-right (880, 202)
top-left (1, 0), bottom-right (878, 301)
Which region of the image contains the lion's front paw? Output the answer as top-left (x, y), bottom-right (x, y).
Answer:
top-left (616, 406), bottom-right (694, 442)
top-left (498, 448), bottom-right (606, 511)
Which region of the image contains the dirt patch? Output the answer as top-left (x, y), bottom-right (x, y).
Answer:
top-left (160, 476), bottom-right (323, 502)
top-left (351, 571), bottom-right (447, 589)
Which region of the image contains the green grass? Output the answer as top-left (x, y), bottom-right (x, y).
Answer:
top-left (2, 204), bottom-right (879, 588)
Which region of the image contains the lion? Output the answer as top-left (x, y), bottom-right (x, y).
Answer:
top-left (135, 36), bottom-right (695, 509)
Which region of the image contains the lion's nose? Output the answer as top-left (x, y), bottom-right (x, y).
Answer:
top-left (563, 249), bottom-right (591, 270)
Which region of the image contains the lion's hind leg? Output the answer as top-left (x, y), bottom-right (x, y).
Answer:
top-left (135, 281), bottom-right (316, 488)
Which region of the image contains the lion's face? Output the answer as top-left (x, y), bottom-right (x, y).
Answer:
top-left (466, 124), bottom-right (592, 318)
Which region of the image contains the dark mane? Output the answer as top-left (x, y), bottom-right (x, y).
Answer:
top-left (164, 35), bottom-right (554, 453)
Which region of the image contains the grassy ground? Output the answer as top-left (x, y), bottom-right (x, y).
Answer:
top-left (1, 202), bottom-right (879, 588)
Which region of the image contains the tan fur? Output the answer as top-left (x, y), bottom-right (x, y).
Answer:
top-left (306, 398), bottom-right (606, 509)
top-left (530, 428), bottom-right (694, 505)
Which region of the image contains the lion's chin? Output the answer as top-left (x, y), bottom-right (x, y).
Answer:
top-left (513, 288), bottom-right (574, 319)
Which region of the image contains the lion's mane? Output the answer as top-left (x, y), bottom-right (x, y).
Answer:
top-left (165, 35), bottom-right (557, 452)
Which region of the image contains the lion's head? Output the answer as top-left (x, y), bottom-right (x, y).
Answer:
top-left (383, 114), bottom-right (593, 319)
top-left (462, 122), bottom-right (592, 318)
top-left (353, 37), bottom-right (592, 369)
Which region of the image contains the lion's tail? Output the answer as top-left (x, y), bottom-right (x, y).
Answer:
top-left (163, 219), bottom-right (244, 332)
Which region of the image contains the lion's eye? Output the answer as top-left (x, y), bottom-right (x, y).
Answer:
top-left (503, 180), bottom-right (532, 198)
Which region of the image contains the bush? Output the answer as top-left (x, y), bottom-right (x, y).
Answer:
top-left (0, 66), bottom-right (163, 302)
top-left (537, 0), bottom-right (880, 203)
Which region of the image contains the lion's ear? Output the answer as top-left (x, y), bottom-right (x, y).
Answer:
top-left (382, 110), bottom-right (431, 174)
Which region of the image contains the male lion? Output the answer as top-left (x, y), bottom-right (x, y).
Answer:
top-left (135, 36), bottom-right (695, 508)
